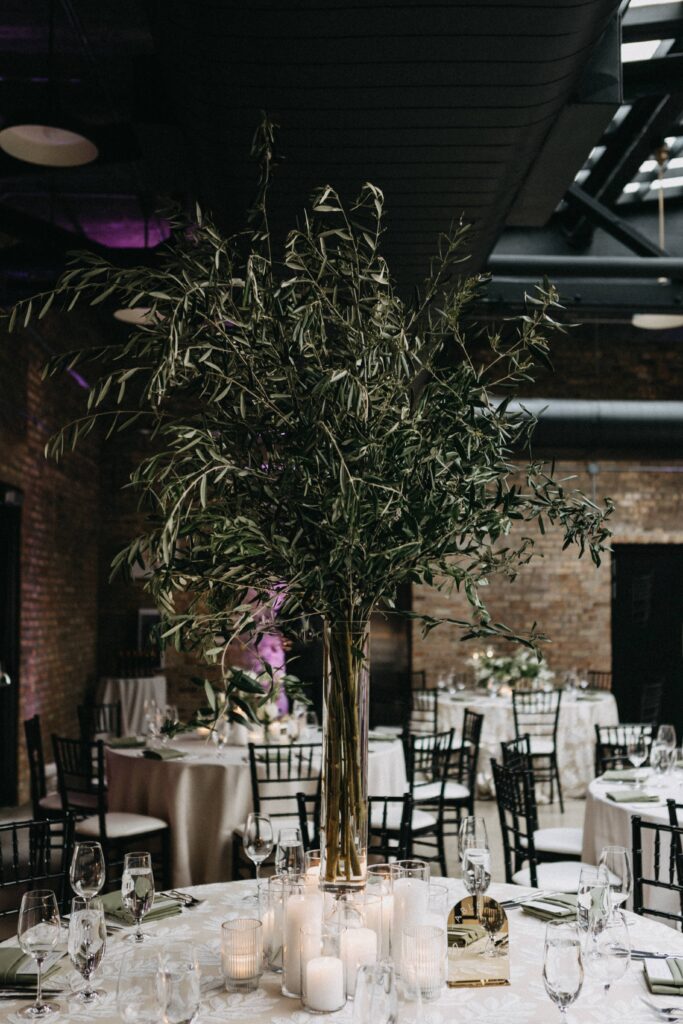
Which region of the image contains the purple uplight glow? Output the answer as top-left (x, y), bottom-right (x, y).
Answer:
top-left (82, 215), bottom-right (170, 249)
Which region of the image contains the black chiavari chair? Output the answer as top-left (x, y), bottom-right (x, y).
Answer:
top-left (405, 728), bottom-right (454, 875)
top-left (24, 715), bottom-right (63, 820)
top-left (632, 815), bottom-right (683, 929)
top-left (409, 688), bottom-right (438, 735)
top-left (512, 688), bottom-right (563, 810)
top-left (594, 723), bottom-right (653, 776)
top-left (587, 670), bottom-right (612, 691)
top-left (0, 815), bottom-right (75, 940)
top-left (77, 702), bottom-right (123, 742)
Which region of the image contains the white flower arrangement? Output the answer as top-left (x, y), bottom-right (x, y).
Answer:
top-left (468, 647), bottom-right (555, 690)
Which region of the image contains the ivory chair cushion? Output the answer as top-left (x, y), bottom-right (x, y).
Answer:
top-left (76, 811), bottom-right (168, 840)
top-left (412, 781), bottom-right (470, 802)
top-left (513, 860), bottom-right (618, 891)
top-left (533, 827), bottom-right (583, 857)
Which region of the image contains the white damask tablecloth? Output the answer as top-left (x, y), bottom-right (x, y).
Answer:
top-left (4, 879), bottom-right (682, 1024)
top-left (437, 690), bottom-right (619, 797)
top-left (106, 735), bottom-right (407, 887)
top-left (583, 769), bottom-right (683, 919)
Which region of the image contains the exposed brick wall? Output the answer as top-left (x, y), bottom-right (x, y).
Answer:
top-left (0, 315), bottom-right (103, 802)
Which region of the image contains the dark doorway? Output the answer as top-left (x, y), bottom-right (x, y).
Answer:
top-left (611, 544), bottom-right (683, 738)
top-left (0, 484), bottom-right (22, 806)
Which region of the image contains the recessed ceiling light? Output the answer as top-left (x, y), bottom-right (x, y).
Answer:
top-left (622, 182), bottom-right (641, 194)
top-left (631, 313), bottom-right (683, 329)
top-left (0, 124), bottom-right (98, 167)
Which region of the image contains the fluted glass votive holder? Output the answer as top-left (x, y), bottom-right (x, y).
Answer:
top-left (221, 918), bottom-right (263, 993)
top-left (401, 924), bottom-right (446, 1001)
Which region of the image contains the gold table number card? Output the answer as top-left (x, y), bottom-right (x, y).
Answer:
top-left (447, 896), bottom-right (510, 988)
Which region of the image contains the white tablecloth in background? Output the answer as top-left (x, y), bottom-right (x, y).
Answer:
top-left (99, 674), bottom-right (167, 735)
top-left (107, 735), bottom-right (407, 886)
top-left (3, 879), bottom-right (682, 1024)
top-left (583, 771), bottom-right (683, 920)
top-left (438, 690), bottom-right (619, 797)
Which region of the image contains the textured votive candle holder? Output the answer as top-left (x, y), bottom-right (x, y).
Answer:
top-left (401, 924), bottom-right (446, 1001)
top-left (221, 918), bottom-right (263, 992)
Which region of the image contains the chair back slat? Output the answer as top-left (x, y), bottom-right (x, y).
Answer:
top-left (0, 816), bottom-right (75, 938)
top-left (405, 729), bottom-right (454, 798)
top-left (631, 814), bottom-right (683, 928)
top-left (491, 757), bottom-right (540, 886)
top-left (248, 743), bottom-right (321, 822)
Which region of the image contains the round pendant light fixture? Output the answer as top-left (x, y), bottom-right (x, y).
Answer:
top-left (0, 124), bottom-right (97, 168)
top-left (632, 144), bottom-right (683, 330)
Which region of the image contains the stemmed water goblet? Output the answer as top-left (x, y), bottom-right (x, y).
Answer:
top-left (461, 822), bottom-right (491, 922)
top-left (121, 851), bottom-right (155, 942)
top-left (242, 812), bottom-right (274, 895)
top-left (598, 846), bottom-right (632, 910)
top-left (543, 921), bottom-right (584, 1020)
top-left (69, 840), bottom-right (105, 905)
top-left (583, 910), bottom-right (630, 997)
top-left (17, 889), bottom-right (62, 1019)
top-left (275, 826), bottom-right (305, 876)
top-left (627, 735), bottom-right (649, 787)
top-left (67, 896), bottom-right (107, 1004)
top-left (576, 866), bottom-right (610, 937)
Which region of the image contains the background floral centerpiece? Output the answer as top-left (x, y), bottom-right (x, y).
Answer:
top-left (469, 647), bottom-right (555, 694)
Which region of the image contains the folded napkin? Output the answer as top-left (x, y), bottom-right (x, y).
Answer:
top-left (644, 957), bottom-right (683, 995)
top-left (577, 694), bottom-right (602, 702)
top-left (368, 732), bottom-right (398, 743)
top-left (141, 747), bottom-right (186, 761)
top-left (99, 891), bottom-right (183, 925)
top-left (601, 769), bottom-right (641, 782)
top-left (107, 736), bottom-right (146, 749)
top-left (522, 894), bottom-right (577, 922)
top-left (606, 789), bottom-right (659, 803)
top-left (0, 947), bottom-right (63, 988)
top-left (447, 923), bottom-right (487, 946)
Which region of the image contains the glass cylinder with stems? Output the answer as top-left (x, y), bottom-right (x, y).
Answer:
top-left (275, 827), bottom-right (305, 876)
top-left (121, 851), bottom-right (155, 943)
top-left (67, 896), bottom-right (107, 1003)
top-left (69, 841), bottom-right (105, 903)
top-left (320, 621), bottom-right (369, 891)
top-left (17, 889), bottom-right (61, 1019)
top-left (543, 921), bottom-right (584, 1020)
top-left (243, 812), bottom-right (274, 883)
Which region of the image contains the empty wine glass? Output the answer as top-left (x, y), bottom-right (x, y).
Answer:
top-left (480, 895), bottom-right (506, 957)
top-left (627, 735), bottom-right (649, 787)
top-left (577, 866), bottom-right (610, 937)
top-left (17, 889), bottom-right (61, 1018)
top-left (583, 911), bottom-right (630, 996)
top-left (543, 921), bottom-right (584, 1020)
top-left (650, 740), bottom-right (670, 786)
top-left (211, 717), bottom-right (230, 757)
top-left (69, 841), bottom-right (105, 904)
top-left (657, 724), bottom-right (677, 750)
top-left (275, 827), bottom-right (304, 876)
top-left (458, 816), bottom-right (488, 871)
top-left (117, 949), bottom-right (165, 1024)
top-left (121, 851), bottom-right (155, 942)
top-left (158, 944), bottom-right (201, 1024)
top-left (243, 813), bottom-right (274, 888)
top-left (598, 846), bottom-right (632, 910)
top-left (67, 896), bottom-right (107, 1003)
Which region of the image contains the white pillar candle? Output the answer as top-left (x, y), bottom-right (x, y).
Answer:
top-left (392, 878), bottom-right (428, 966)
top-left (340, 927), bottom-right (377, 996)
top-left (380, 892), bottom-right (394, 958)
top-left (283, 892), bottom-right (322, 996)
top-left (304, 956), bottom-right (345, 1012)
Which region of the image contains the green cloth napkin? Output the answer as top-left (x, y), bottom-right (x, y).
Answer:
top-left (645, 958), bottom-right (683, 995)
top-left (447, 923), bottom-right (487, 946)
top-left (601, 769), bottom-right (641, 782)
top-left (0, 947), bottom-right (62, 987)
top-left (577, 694), bottom-right (602, 701)
top-left (107, 736), bottom-right (146, 749)
top-left (523, 894), bottom-right (578, 922)
top-left (141, 747), bottom-right (186, 761)
top-left (99, 891), bottom-right (183, 924)
top-left (368, 732), bottom-right (398, 742)
top-left (606, 789), bottom-right (659, 803)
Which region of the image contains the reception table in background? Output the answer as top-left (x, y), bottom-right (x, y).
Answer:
top-left (3, 878), bottom-right (681, 1024)
top-left (438, 689), bottom-right (619, 797)
top-left (98, 673), bottom-right (167, 735)
top-left (107, 733), bottom-right (407, 886)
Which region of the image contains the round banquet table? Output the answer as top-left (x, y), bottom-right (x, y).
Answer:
top-left (583, 769), bottom-right (683, 919)
top-left (438, 689), bottom-right (619, 797)
top-left (4, 879), bottom-right (683, 1024)
top-left (98, 674), bottom-right (167, 736)
top-left (106, 734), bottom-right (407, 887)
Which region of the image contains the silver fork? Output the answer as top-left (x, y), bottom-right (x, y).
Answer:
top-left (640, 996), bottom-right (683, 1019)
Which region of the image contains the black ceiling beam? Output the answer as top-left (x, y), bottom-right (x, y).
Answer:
top-left (487, 254), bottom-right (683, 278)
top-left (563, 183), bottom-right (664, 256)
top-left (624, 54), bottom-right (683, 100)
top-left (622, 3), bottom-right (683, 43)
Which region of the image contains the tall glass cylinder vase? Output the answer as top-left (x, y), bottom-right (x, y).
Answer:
top-left (319, 620), bottom-right (369, 892)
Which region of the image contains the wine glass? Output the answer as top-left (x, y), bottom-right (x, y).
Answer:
top-left (598, 846), bottom-right (632, 910)
top-left (17, 889), bottom-right (61, 1018)
top-left (275, 827), bottom-right (305, 876)
top-left (69, 841), bottom-right (105, 904)
top-left (543, 921), bottom-right (584, 1020)
top-left (480, 895), bottom-right (506, 958)
top-left (576, 866), bottom-right (610, 937)
top-left (650, 740), bottom-right (670, 787)
top-left (583, 911), bottom-right (630, 996)
top-left (657, 724), bottom-right (677, 750)
top-left (158, 944), bottom-right (201, 1024)
top-left (458, 816), bottom-right (488, 871)
top-left (627, 735), bottom-right (649, 787)
top-left (461, 830), bottom-right (491, 922)
top-left (243, 813), bottom-right (274, 887)
top-left (211, 717), bottom-right (230, 757)
top-left (67, 896), bottom-right (107, 1003)
top-left (117, 950), bottom-right (166, 1024)
top-left (121, 851), bottom-right (155, 942)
